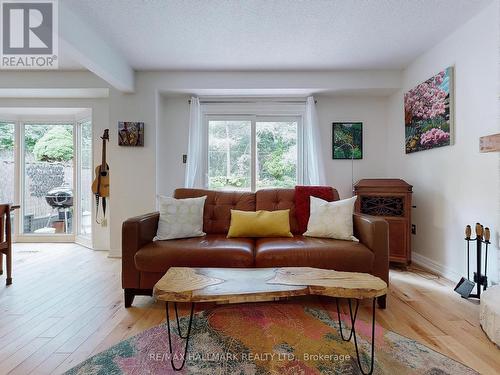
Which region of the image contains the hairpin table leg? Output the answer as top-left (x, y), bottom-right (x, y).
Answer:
top-left (174, 302), bottom-right (191, 339)
top-left (336, 297), bottom-right (359, 341)
top-left (165, 302), bottom-right (195, 371)
top-left (348, 298), bottom-right (376, 375)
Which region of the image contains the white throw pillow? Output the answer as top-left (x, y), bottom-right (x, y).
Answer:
top-left (154, 195), bottom-right (207, 241)
top-left (304, 196), bottom-right (358, 241)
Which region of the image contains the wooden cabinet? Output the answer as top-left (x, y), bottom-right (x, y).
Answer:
top-left (354, 179), bottom-right (413, 265)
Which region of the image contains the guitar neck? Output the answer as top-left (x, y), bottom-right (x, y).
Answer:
top-left (101, 138), bottom-right (107, 169)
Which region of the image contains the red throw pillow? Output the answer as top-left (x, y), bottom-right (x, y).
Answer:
top-left (295, 186), bottom-right (335, 234)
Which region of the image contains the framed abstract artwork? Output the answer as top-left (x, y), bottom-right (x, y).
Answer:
top-left (118, 122), bottom-right (144, 147)
top-left (404, 67), bottom-right (454, 154)
top-left (332, 122), bottom-right (363, 159)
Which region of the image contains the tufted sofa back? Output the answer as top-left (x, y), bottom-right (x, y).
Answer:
top-left (173, 187), bottom-right (339, 235)
top-left (174, 188), bottom-right (255, 234)
top-left (255, 189), bottom-right (299, 234)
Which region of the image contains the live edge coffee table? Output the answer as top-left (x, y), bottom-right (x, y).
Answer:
top-left (153, 267), bottom-right (387, 375)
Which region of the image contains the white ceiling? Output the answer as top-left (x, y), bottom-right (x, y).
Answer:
top-left (62, 0), bottom-right (492, 71)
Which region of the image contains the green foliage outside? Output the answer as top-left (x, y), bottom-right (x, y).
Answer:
top-left (257, 122), bottom-right (296, 188)
top-left (0, 123), bottom-right (75, 158)
top-left (26, 125), bottom-right (52, 153)
top-left (208, 121), bottom-right (251, 190)
top-left (33, 126), bottom-right (74, 162)
top-left (0, 122), bottom-right (14, 151)
top-left (208, 121), bottom-right (297, 190)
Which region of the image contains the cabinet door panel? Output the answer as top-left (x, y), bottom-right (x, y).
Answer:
top-left (387, 219), bottom-right (407, 259)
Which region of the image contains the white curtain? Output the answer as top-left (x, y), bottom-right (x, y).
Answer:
top-left (303, 96), bottom-right (326, 185)
top-left (184, 97), bottom-right (205, 188)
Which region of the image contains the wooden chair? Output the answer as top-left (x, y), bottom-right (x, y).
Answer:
top-left (0, 204), bottom-right (12, 285)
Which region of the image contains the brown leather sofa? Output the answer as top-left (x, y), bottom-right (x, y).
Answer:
top-left (122, 188), bottom-right (389, 308)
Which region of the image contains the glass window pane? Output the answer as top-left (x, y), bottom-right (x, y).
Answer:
top-left (256, 121), bottom-right (297, 189)
top-left (208, 120), bottom-right (251, 191)
top-left (0, 122), bottom-right (15, 204)
top-left (79, 120), bottom-right (92, 237)
top-left (0, 122), bottom-right (15, 234)
top-left (23, 124), bottom-right (74, 234)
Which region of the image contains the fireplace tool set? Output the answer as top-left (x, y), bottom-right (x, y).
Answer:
top-left (454, 223), bottom-right (491, 299)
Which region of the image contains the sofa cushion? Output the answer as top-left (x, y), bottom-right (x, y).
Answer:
top-left (255, 236), bottom-right (374, 272)
top-left (255, 189), bottom-right (300, 234)
top-left (227, 209), bottom-right (293, 238)
top-left (174, 188), bottom-right (255, 234)
top-left (304, 196), bottom-right (358, 241)
top-left (295, 186), bottom-right (337, 234)
top-left (154, 195), bottom-right (207, 240)
top-left (135, 234), bottom-right (255, 272)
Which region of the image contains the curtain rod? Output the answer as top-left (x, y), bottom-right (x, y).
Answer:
top-left (188, 99), bottom-right (317, 104)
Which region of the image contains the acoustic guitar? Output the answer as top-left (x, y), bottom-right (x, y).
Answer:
top-left (91, 129), bottom-right (110, 221)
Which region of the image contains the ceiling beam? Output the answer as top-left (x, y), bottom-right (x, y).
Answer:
top-left (59, 2), bottom-right (134, 93)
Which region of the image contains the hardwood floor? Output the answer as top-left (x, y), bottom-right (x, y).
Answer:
top-left (0, 243), bottom-right (499, 374)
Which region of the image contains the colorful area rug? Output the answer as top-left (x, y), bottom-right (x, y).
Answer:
top-left (65, 301), bottom-right (477, 375)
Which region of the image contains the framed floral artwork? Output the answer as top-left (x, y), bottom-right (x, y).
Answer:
top-left (404, 67), bottom-right (454, 154)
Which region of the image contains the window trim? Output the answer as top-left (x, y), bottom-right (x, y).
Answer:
top-left (204, 112), bottom-right (303, 191)
top-left (0, 116), bottom-right (93, 245)
top-left (75, 117), bottom-right (93, 248)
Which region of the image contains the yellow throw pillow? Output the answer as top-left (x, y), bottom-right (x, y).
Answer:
top-left (227, 209), bottom-right (293, 238)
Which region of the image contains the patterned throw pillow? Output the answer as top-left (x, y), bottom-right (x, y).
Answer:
top-left (154, 195), bottom-right (207, 241)
top-left (304, 196), bottom-right (358, 241)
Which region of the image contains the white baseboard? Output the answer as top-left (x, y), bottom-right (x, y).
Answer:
top-left (108, 248), bottom-right (122, 258)
top-left (412, 252), bottom-right (462, 283)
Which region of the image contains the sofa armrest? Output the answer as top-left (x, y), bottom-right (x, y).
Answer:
top-left (353, 213), bottom-right (389, 286)
top-left (122, 212), bottom-right (160, 289)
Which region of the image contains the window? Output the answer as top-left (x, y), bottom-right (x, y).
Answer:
top-left (78, 119), bottom-right (92, 238)
top-left (0, 122), bottom-right (15, 205)
top-left (0, 111), bottom-right (92, 243)
top-left (0, 122), bottom-right (15, 234)
top-left (208, 119), bottom-right (251, 190)
top-left (22, 123), bottom-right (74, 234)
top-left (207, 116), bottom-right (300, 191)
top-left (256, 120), bottom-right (297, 189)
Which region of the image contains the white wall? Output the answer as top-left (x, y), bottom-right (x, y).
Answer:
top-left (106, 83), bottom-right (158, 256)
top-left (156, 94), bottom-right (389, 200)
top-left (157, 95), bottom-right (190, 196)
top-left (386, 1), bottom-right (500, 282)
top-left (317, 96), bottom-right (388, 198)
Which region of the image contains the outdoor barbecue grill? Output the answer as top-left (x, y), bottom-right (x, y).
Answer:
top-left (45, 187), bottom-right (73, 209)
top-left (44, 187), bottom-right (73, 233)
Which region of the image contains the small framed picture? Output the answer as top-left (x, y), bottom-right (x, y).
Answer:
top-left (118, 122), bottom-right (144, 146)
top-left (332, 122), bottom-right (363, 159)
